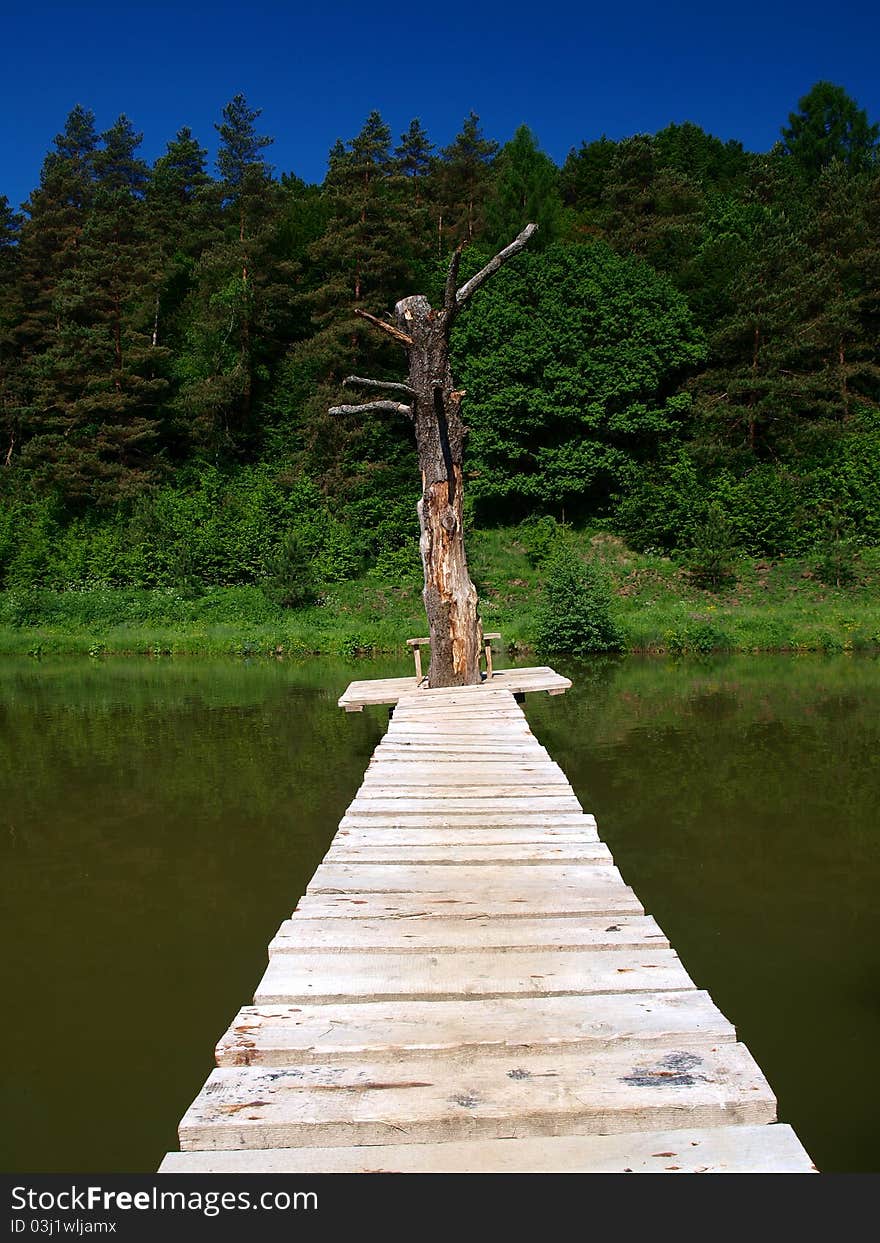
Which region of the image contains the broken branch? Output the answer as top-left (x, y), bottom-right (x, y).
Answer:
top-left (354, 308), bottom-right (413, 347)
top-left (344, 375), bottom-right (416, 397)
top-left (328, 400), bottom-right (413, 418)
top-left (455, 223), bottom-right (538, 306)
top-left (444, 242), bottom-right (466, 312)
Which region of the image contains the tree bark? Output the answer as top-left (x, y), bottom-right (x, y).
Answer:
top-left (334, 224), bottom-right (537, 687)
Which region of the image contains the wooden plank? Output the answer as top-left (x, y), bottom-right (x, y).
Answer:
top-left (306, 862), bottom-right (619, 895)
top-left (253, 947), bottom-right (695, 1004)
top-left (338, 668), bottom-right (570, 710)
top-left (216, 989), bottom-right (730, 1066)
top-left (321, 843), bottom-right (613, 866)
top-left (386, 724), bottom-right (532, 733)
top-left (293, 879), bottom-right (644, 920)
top-left (346, 797), bottom-right (583, 813)
top-left (177, 1042), bottom-right (775, 1151)
top-left (361, 768), bottom-right (570, 786)
top-left (268, 913), bottom-right (668, 955)
top-left (335, 826), bottom-right (599, 845)
top-left (338, 813), bottom-right (595, 828)
top-left (377, 740), bottom-right (549, 750)
top-left (161, 1124), bottom-right (816, 1173)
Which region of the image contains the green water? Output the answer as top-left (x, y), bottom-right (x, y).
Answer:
top-left (1, 655), bottom-right (878, 1172)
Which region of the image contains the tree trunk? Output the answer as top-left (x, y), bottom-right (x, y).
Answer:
top-left (395, 294), bottom-right (480, 686)
top-left (331, 224), bottom-right (537, 688)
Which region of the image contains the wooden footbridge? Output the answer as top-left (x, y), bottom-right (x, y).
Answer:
top-left (160, 666), bottom-right (815, 1174)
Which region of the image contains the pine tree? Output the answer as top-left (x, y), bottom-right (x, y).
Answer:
top-left (0, 197), bottom-right (23, 466)
top-left (174, 95), bottom-right (283, 455)
top-left (436, 112), bottom-right (498, 241)
top-left (484, 125), bottom-right (562, 248)
top-left (396, 119), bottom-right (434, 181)
top-left (798, 162), bottom-right (880, 423)
top-left (12, 107), bottom-right (99, 477)
top-left (782, 81), bottom-right (880, 174)
top-left (15, 106), bottom-right (98, 361)
top-left (145, 127), bottom-right (220, 366)
top-left (560, 136), bottom-right (617, 213)
top-left (21, 115), bottom-right (170, 503)
top-left (693, 213), bottom-right (824, 458)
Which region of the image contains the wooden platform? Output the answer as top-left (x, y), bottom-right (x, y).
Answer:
top-left (160, 678), bottom-right (816, 1174)
top-left (338, 665), bottom-right (572, 711)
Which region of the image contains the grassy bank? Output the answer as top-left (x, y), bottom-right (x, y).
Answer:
top-left (1, 528), bottom-right (879, 658)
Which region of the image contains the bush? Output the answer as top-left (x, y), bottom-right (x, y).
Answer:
top-left (686, 503), bottom-right (738, 589)
top-left (517, 515), bottom-right (564, 566)
top-left (814, 506), bottom-right (861, 588)
top-left (535, 545), bottom-right (624, 655)
top-left (261, 533), bottom-right (317, 609)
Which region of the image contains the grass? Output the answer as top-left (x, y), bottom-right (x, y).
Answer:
top-left (1, 526), bottom-right (879, 657)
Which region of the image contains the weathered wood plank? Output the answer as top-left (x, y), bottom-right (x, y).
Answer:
top-left (347, 797), bottom-right (583, 813)
top-left (253, 947), bottom-right (695, 1004)
top-left (361, 768), bottom-right (570, 786)
top-left (268, 913), bottom-right (667, 955)
top-left (334, 825), bottom-right (599, 844)
top-left (338, 814), bottom-right (595, 829)
top-left (322, 844), bottom-right (611, 866)
top-left (177, 1042), bottom-right (775, 1151)
top-left (292, 879), bottom-right (644, 919)
top-left (216, 989), bottom-right (730, 1066)
top-left (161, 1124), bottom-right (815, 1173)
top-left (306, 862), bottom-right (620, 896)
top-left (339, 671), bottom-right (570, 711)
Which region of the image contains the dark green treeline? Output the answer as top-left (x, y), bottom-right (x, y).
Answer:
top-left (0, 82), bottom-right (878, 593)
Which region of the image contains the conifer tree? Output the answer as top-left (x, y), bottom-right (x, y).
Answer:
top-left (175, 95), bottom-right (284, 454)
top-left (22, 115), bottom-right (169, 502)
top-left (436, 112), bottom-right (498, 241)
top-left (782, 82), bottom-right (879, 175)
top-left (0, 197), bottom-right (23, 466)
top-left (15, 107), bottom-right (98, 363)
top-left (484, 125), bottom-right (562, 248)
top-left (693, 215), bottom-right (822, 457)
top-left (12, 107), bottom-right (99, 477)
top-left (396, 119), bottom-right (434, 181)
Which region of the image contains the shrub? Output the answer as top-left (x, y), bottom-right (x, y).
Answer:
top-left (686, 504), bottom-right (738, 589)
top-left (261, 533), bottom-right (317, 609)
top-left (814, 507), bottom-right (861, 587)
top-left (517, 515), bottom-right (564, 566)
top-left (535, 545), bottom-right (624, 655)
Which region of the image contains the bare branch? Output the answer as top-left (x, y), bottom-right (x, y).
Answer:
top-left (455, 223), bottom-right (538, 307)
top-left (344, 375), bottom-right (416, 397)
top-left (444, 241), bottom-right (466, 312)
top-left (328, 400), bottom-right (413, 418)
top-left (354, 308), bottom-right (413, 347)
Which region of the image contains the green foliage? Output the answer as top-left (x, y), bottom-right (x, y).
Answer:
top-left (781, 81), bottom-right (880, 174)
top-left (535, 544), bottom-right (624, 654)
top-left (664, 621), bottom-right (730, 655)
top-left (814, 506), bottom-right (862, 588)
top-left (484, 126), bottom-right (562, 248)
top-left (685, 504), bottom-right (738, 589)
top-left (454, 240), bottom-right (706, 521)
top-left (517, 515), bottom-right (565, 566)
top-left (262, 532), bottom-right (316, 608)
top-left (2, 92), bottom-right (880, 622)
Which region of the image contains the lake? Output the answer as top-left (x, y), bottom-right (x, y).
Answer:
top-left (1, 654), bottom-right (878, 1172)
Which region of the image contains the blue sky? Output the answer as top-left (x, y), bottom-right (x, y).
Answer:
top-left (2, 0), bottom-right (878, 209)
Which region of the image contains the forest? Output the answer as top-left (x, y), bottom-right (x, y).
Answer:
top-left (0, 82), bottom-right (878, 654)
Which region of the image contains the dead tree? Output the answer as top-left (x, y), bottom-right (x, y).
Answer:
top-left (330, 223), bottom-right (538, 688)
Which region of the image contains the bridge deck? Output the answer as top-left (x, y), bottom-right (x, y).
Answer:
top-left (160, 679), bottom-right (815, 1174)
top-left (337, 665), bottom-right (571, 711)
